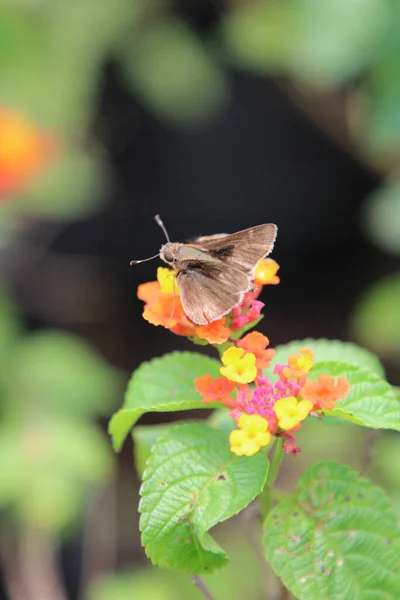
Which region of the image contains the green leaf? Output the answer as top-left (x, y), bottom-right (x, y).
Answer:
top-left (273, 338), bottom-right (385, 377)
top-left (287, 0), bottom-right (389, 87)
top-left (351, 274), bottom-right (400, 355)
top-left (109, 351), bottom-right (220, 451)
top-left (133, 423), bottom-right (176, 479)
top-left (120, 19), bottom-right (228, 126)
top-left (363, 180), bottom-right (400, 256)
top-left (0, 417), bottom-right (113, 531)
top-left (133, 412), bottom-right (238, 478)
top-left (0, 292), bottom-right (21, 373)
top-left (16, 151), bottom-right (111, 221)
top-left (88, 570), bottom-right (200, 600)
top-left (310, 361), bottom-right (400, 431)
top-left (207, 410), bottom-right (237, 435)
top-left (140, 422), bottom-right (268, 573)
top-left (264, 461), bottom-right (400, 600)
top-left (6, 330), bottom-right (119, 418)
top-left (223, 2), bottom-right (295, 74)
top-left (371, 433), bottom-right (400, 491)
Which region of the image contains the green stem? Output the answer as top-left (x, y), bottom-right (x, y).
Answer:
top-left (258, 439), bottom-right (285, 518)
top-left (270, 488), bottom-right (292, 502)
top-left (214, 341), bottom-right (233, 358)
top-left (190, 576), bottom-right (217, 600)
top-left (267, 438), bottom-right (285, 489)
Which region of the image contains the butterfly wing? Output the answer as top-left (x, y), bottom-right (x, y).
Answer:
top-left (195, 223), bottom-right (277, 274)
top-left (177, 263), bottom-right (249, 325)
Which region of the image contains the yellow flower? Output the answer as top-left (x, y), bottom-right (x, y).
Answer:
top-left (157, 267), bottom-right (179, 295)
top-left (254, 258), bottom-right (280, 285)
top-left (229, 414), bottom-right (271, 456)
top-left (284, 347), bottom-right (314, 379)
top-left (220, 347), bottom-right (257, 384)
top-left (273, 397), bottom-right (313, 430)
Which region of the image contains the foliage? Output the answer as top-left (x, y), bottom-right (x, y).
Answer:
top-left (0, 293), bottom-right (120, 532)
top-left (110, 257), bottom-right (400, 598)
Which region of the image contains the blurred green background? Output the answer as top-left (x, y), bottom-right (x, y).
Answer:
top-left (0, 1), bottom-right (399, 599)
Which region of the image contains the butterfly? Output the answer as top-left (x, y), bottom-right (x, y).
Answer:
top-left (131, 216), bottom-right (278, 326)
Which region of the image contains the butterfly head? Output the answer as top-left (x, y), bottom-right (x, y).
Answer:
top-left (160, 242), bottom-right (180, 267)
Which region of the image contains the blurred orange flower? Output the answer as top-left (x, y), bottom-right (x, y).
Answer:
top-left (0, 108), bottom-right (57, 198)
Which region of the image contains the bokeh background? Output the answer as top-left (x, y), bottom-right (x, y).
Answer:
top-left (0, 1), bottom-right (399, 599)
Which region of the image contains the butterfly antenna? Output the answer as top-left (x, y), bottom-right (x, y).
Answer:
top-left (155, 214), bottom-right (171, 243)
top-left (130, 253), bottom-right (159, 266)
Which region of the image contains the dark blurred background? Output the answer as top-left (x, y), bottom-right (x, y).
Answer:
top-left (0, 1), bottom-right (399, 599)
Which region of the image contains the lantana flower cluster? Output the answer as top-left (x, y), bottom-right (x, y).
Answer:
top-left (137, 258), bottom-right (350, 457)
top-left (137, 258), bottom-right (280, 344)
top-left (195, 338), bottom-right (350, 456)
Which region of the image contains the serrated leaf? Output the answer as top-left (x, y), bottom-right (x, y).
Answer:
top-left (140, 422), bottom-right (268, 573)
top-left (264, 461), bottom-right (400, 600)
top-left (109, 352), bottom-right (221, 451)
top-left (273, 338), bottom-right (385, 377)
top-left (133, 423), bottom-right (176, 479)
top-left (310, 361), bottom-right (400, 431)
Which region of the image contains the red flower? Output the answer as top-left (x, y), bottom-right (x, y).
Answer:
top-left (194, 319), bottom-right (232, 345)
top-left (194, 374), bottom-right (236, 407)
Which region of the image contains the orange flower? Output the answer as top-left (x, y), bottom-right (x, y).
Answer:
top-left (137, 281), bottom-right (161, 304)
top-left (301, 375), bottom-right (350, 410)
top-left (0, 108), bottom-right (57, 197)
top-left (195, 319), bottom-right (231, 344)
top-left (143, 296), bottom-right (188, 328)
top-left (283, 348), bottom-right (314, 380)
top-left (236, 331), bottom-right (275, 370)
top-left (254, 259), bottom-right (280, 286)
top-left (194, 374), bottom-right (236, 407)
top-left (138, 269), bottom-right (232, 343)
top-left (138, 268), bottom-right (194, 332)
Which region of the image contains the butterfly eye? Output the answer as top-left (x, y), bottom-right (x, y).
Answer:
top-left (163, 249), bottom-right (174, 263)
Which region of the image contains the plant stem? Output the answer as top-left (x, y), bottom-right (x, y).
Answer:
top-left (79, 480), bottom-right (118, 600)
top-left (259, 439), bottom-right (285, 518)
top-left (267, 438), bottom-right (285, 489)
top-left (278, 579), bottom-right (291, 600)
top-left (19, 528), bottom-right (69, 600)
top-left (190, 575), bottom-right (217, 600)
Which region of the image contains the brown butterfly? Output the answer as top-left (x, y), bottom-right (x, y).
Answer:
top-left (131, 216), bottom-right (278, 325)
